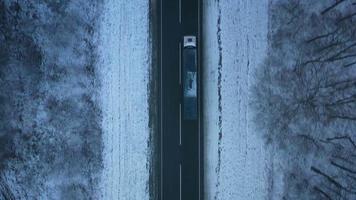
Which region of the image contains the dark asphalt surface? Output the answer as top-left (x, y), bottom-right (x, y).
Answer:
top-left (159, 0), bottom-right (201, 199)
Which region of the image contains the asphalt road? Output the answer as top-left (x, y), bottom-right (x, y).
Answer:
top-left (159, 0), bottom-right (202, 199)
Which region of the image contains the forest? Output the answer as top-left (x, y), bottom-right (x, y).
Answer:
top-left (253, 0), bottom-right (356, 199)
top-left (0, 0), bottom-right (103, 199)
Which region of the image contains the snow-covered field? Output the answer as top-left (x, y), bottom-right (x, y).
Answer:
top-left (203, 1), bottom-right (270, 199)
top-left (98, 0), bottom-right (151, 199)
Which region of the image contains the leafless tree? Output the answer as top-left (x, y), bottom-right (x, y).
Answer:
top-left (253, 0), bottom-right (356, 199)
top-left (0, 0), bottom-right (103, 199)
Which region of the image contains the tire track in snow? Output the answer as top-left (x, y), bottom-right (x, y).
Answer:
top-left (214, 0), bottom-right (223, 199)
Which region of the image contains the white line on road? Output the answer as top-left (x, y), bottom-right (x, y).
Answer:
top-left (179, 103), bottom-right (182, 145)
top-left (179, 42), bottom-right (181, 84)
top-left (179, 163), bottom-right (182, 200)
top-left (179, 0), bottom-right (181, 23)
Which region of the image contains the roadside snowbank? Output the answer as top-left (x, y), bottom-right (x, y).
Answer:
top-left (98, 0), bottom-right (151, 199)
top-left (203, 1), bottom-right (269, 199)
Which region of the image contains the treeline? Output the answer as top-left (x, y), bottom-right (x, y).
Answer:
top-left (0, 0), bottom-right (103, 199)
top-left (252, 0), bottom-right (356, 199)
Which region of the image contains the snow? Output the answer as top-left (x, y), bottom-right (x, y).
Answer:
top-left (203, 0), bottom-right (270, 199)
top-left (98, 0), bottom-right (151, 199)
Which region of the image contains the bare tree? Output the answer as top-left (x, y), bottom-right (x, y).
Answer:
top-left (0, 0), bottom-right (103, 199)
top-left (252, 0), bottom-right (356, 199)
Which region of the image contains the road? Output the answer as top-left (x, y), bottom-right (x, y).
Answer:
top-left (159, 0), bottom-right (202, 199)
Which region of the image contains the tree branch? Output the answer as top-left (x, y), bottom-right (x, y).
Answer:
top-left (321, 0), bottom-right (347, 15)
top-left (326, 136), bottom-right (356, 149)
top-left (337, 11), bottom-right (356, 23)
top-left (347, 174), bottom-right (356, 182)
top-left (306, 29), bottom-right (339, 44)
top-left (316, 42), bottom-right (341, 53)
top-left (310, 166), bottom-right (356, 195)
top-left (333, 155), bottom-right (355, 165)
top-left (314, 186), bottom-right (333, 200)
top-left (326, 53), bottom-right (356, 62)
top-left (325, 42), bottom-right (356, 62)
top-left (311, 166), bottom-right (344, 188)
top-left (325, 94), bottom-right (356, 107)
top-left (343, 61), bottom-right (356, 68)
top-left (320, 182), bottom-right (344, 199)
top-left (331, 160), bottom-right (356, 174)
top-left (321, 78), bottom-right (356, 90)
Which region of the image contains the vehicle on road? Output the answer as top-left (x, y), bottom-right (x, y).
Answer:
top-left (183, 36), bottom-right (197, 120)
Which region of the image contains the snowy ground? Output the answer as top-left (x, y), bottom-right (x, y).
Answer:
top-left (98, 0), bottom-right (151, 199)
top-left (203, 0), bottom-right (270, 199)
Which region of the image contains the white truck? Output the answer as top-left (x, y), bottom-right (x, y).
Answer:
top-left (183, 36), bottom-right (197, 120)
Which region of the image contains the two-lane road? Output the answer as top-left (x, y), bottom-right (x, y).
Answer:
top-left (159, 0), bottom-right (202, 199)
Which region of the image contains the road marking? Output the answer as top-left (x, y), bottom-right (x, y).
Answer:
top-left (179, 103), bottom-right (182, 145)
top-left (160, 0), bottom-right (163, 199)
top-left (179, 42), bottom-right (181, 84)
top-left (179, 163), bottom-right (182, 200)
top-left (179, 0), bottom-right (181, 23)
